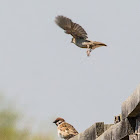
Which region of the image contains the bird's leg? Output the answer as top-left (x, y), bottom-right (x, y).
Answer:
top-left (87, 45), bottom-right (90, 56)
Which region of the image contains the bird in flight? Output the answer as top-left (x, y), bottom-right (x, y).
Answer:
top-left (55, 15), bottom-right (107, 56)
top-left (53, 117), bottom-right (78, 140)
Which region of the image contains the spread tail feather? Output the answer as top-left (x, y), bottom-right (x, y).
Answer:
top-left (92, 41), bottom-right (107, 46)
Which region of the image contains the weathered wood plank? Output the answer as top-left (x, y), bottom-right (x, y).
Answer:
top-left (136, 116), bottom-right (140, 140)
top-left (129, 135), bottom-right (137, 140)
top-left (70, 119), bottom-right (133, 140)
top-left (104, 124), bottom-right (113, 131)
top-left (96, 118), bottom-right (135, 140)
top-left (121, 84), bottom-right (140, 119)
top-left (70, 85), bottom-right (140, 140)
top-left (70, 122), bottom-right (104, 140)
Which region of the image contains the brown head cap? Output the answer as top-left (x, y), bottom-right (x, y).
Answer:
top-left (53, 117), bottom-right (65, 123)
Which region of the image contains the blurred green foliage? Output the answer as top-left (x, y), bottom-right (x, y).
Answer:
top-left (0, 95), bottom-right (55, 140)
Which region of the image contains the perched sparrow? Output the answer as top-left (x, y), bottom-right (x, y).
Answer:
top-left (55, 15), bottom-right (107, 56)
top-left (53, 117), bottom-right (78, 140)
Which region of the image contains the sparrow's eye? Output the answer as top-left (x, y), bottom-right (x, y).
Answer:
top-left (57, 121), bottom-right (62, 125)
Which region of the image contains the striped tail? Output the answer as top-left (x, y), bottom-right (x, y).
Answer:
top-left (93, 41), bottom-right (107, 46)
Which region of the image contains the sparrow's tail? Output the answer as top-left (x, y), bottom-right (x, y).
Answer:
top-left (93, 41), bottom-right (107, 46)
top-left (89, 41), bottom-right (107, 50)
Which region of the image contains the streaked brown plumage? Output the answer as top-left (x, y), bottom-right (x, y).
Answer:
top-left (53, 117), bottom-right (78, 140)
top-left (55, 15), bottom-right (107, 56)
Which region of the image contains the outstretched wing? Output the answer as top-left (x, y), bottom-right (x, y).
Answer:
top-left (55, 15), bottom-right (88, 39)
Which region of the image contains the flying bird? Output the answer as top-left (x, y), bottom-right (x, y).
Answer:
top-left (53, 117), bottom-right (78, 140)
top-left (55, 15), bottom-right (107, 56)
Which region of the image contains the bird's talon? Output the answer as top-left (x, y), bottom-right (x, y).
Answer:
top-left (87, 50), bottom-right (90, 56)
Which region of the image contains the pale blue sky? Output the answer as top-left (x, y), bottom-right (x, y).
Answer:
top-left (0, 0), bottom-right (140, 137)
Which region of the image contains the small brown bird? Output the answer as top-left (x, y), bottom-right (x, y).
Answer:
top-left (53, 117), bottom-right (78, 140)
top-left (55, 15), bottom-right (107, 56)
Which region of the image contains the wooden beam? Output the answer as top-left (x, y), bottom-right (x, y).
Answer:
top-left (70, 85), bottom-right (140, 140)
top-left (121, 84), bottom-right (140, 119)
top-left (96, 118), bottom-right (135, 140)
top-left (70, 122), bottom-right (104, 140)
top-left (129, 135), bottom-right (137, 140)
top-left (71, 118), bottom-right (134, 140)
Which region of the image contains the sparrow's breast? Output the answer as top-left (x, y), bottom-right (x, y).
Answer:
top-left (58, 129), bottom-right (63, 138)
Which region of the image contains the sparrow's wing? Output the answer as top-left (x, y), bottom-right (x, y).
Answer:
top-left (55, 15), bottom-right (88, 39)
top-left (59, 123), bottom-right (78, 137)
